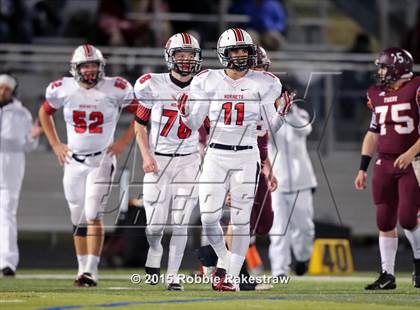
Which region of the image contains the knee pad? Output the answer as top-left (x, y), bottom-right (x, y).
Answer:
top-left (231, 223), bottom-right (250, 236)
top-left (376, 204), bottom-right (397, 232)
top-left (399, 210), bottom-right (418, 230)
top-left (146, 224), bottom-right (165, 237)
top-left (85, 204), bottom-right (105, 222)
top-left (201, 212), bottom-right (221, 226)
top-left (68, 204), bottom-right (86, 226)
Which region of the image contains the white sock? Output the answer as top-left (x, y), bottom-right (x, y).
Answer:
top-left (77, 255), bottom-right (88, 276)
top-left (85, 254), bottom-right (100, 277)
top-left (379, 236), bottom-right (398, 275)
top-left (229, 253), bottom-right (245, 278)
top-left (216, 249), bottom-right (231, 271)
top-left (404, 226), bottom-right (420, 259)
top-left (145, 233), bottom-right (163, 268)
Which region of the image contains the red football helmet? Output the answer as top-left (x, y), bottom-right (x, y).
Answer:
top-left (254, 46), bottom-right (271, 71)
top-left (375, 47), bottom-right (413, 85)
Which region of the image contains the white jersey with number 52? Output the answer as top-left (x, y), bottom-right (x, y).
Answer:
top-left (44, 77), bottom-right (135, 154)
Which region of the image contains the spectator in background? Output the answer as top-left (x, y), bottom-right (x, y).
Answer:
top-left (402, 7), bottom-right (420, 64)
top-left (96, 0), bottom-right (154, 47)
top-left (230, 0), bottom-right (287, 50)
top-left (32, 0), bottom-right (63, 37)
top-left (0, 0), bottom-right (32, 43)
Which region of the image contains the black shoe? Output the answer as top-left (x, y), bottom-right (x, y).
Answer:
top-left (167, 282), bottom-right (184, 291)
top-left (78, 272), bottom-right (97, 287)
top-left (365, 271), bottom-right (396, 290)
top-left (294, 260), bottom-right (308, 276)
top-left (413, 273), bottom-right (420, 288)
top-left (239, 282), bottom-right (256, 291)
top-left (145, 267), bottom-right (160, 285)
top-left (2, 267), bottom-right (15, 277)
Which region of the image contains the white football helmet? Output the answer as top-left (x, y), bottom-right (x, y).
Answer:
top-left (217, 28), bottom-right (256, 71)
top-left (164, 33), bottom-right (202, 76)
top-left (70, 45), bottom-right (106, 85)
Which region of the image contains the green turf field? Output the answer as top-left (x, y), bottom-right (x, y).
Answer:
top-left (0, 270), bottom-right (419, 310)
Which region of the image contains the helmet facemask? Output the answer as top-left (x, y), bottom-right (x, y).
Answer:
top-left (71, 61), bottom-right (105, 86)
top-left (166, 48), bottom-right (202, 76)
top-left (219, 45), bottom-right (256, 71)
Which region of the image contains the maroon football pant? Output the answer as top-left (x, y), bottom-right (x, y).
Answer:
top-left (250, 173), bottom-right (274, 235)
top-left (372, 154), bottom-right (420, 232)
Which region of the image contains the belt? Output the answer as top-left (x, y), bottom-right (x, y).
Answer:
top-left (154, 152), bottom-right (192, 157)
top-left (209, 143), bottom-right (253, 151)
top-left (72, 151), bottom-right (103, 163)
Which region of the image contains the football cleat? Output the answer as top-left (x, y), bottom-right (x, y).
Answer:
top-left (166, 282), bottom-right (184, 291)
top-left (145, 266), bottom-right (160, 285)
top-left (2, 267), bottom-right (15, 277)
top-left (78, 272), bottom-right (97, 287)
top-left (412, 273), bottom-right (420, 288)
top-left (365, 271), bottom-right (396, 290)
top-left (294, 260), bottom-right (308, 276)
top-left (211, 268), bottom-right (236, 292)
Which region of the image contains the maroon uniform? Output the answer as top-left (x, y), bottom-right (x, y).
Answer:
top-left (368, 76), bottom-right (420, 231)
top-left (250, 132), bottom-right (274, 235)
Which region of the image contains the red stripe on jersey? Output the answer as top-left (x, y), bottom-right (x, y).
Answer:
top-left (42, 100), bottom-right (57, 115)
top-left (124, 99), bottom-right (139, 114)
top-left (232, 28), bottom-right (244, 43)
top-left (416, 87), bottom-right (420, 105)
top-left (136, 103), bottom-right (152, 122)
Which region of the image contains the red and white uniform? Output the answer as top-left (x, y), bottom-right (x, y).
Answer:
top-left (43, 76), bottom-right (136, 225)
top-left (182, 68), bottom-right (284, 278)
top-left (134, 73), bottom-right (200, 281)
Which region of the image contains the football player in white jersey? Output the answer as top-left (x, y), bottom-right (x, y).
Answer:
top-left (177, 28), bottom-right (292, 291)
top-left (39, 45), bottom-right (137, 287)
top-left (134, 33), bottom-right (202, 291)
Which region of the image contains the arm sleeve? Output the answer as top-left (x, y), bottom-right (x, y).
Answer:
top-left (134, 74), bottom-right (154, 125)
top-left (181, 74), bottom-right (210, 131)
top-left (117, 78), bottom-right (138, 114)
top-left (260, 74), bottom-right (284, 133)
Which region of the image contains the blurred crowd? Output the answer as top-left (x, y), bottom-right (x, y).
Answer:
top-left (0, 0), bottom-right (288, 50)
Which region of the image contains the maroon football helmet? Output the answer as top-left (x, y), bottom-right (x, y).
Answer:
top-left (375, 47), bottom-right (413, 85)
top-left (254, 46), bottom-right (271, 71)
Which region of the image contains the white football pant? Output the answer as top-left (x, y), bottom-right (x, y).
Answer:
top-left (199, 147), bottom-right (260, 277)
top-left (143, 153), bottom-right (200, 281)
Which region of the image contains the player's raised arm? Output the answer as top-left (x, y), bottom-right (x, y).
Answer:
top-left (177, 71), bottom-right (210, 131)
top-left (260, 74), bottom-right (290, 133)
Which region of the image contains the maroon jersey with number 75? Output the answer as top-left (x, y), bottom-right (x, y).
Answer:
top-left (368, 76), bottom-right (420, 155)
